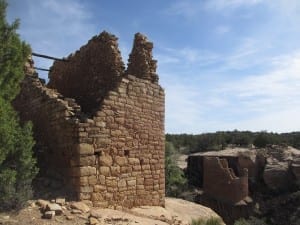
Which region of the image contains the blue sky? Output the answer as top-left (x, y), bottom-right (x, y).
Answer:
top-left (7, 0), bottom-right (300, 134)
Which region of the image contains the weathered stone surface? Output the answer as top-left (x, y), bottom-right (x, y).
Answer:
top-left (55, 198), bottom-right (65, 206)
top-left (89, 217), bottom-right (99, 225)
top-left (114, 156), bottom-right (128, 166)
top-left (46, 203), bottom-right (63, 215)
top-left (80, 166), bottom-right (96, 176)
top-left (99, 155), bottom-right (113, 166)
top-left (44, 211), bottom-right (55, 219)
top-left (90, 209), bottom-right (102, 218)
top-left (36, 199), bottom-right (49, 210)
top-left (77, 143), bottom-right (94, 155)
top-left (70, 201), bottom-right (90, 213)
top-left (263, 159), bottom-right (290, 191)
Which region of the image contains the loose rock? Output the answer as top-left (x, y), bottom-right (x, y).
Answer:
top-left (44, 211), bottom-right (55, 219)
top-left (70, 201), bottom-right (90, 213)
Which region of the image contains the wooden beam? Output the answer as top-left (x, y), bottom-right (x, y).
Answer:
top-left (32, 52), bottom-right (67, 61)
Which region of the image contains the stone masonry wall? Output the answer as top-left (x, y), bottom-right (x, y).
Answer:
top-left (15, 31), bottom-right (165, 208)
top-left (203, 157), bottom-right (248, 204)
top-left (74, 75), bottom-right (165, 208)
top-left (48, 32), bottom-right (125, 115)
top-left (14, 73), bottom-right (81, 193)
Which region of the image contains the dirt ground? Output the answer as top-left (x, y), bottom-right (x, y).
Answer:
top-left (0, 198), bottom-right (224, 225)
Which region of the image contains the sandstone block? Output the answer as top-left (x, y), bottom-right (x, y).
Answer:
top-left (115, 156), bottom-right (128, 166)
top-left (36, 199), bottom-right (49, 210)
top-left (99, 166), bottom-right (110, 176)
top-left (99, 155), bottom-right (113, 166)
top-left (142, 164), bottom-right (150, 170)
top-left (137, 178), bottom-right (144, 185)
top-left (94, 185), bottom-right (107, 192)
top-left (128, 158), bottom-right (140, 165)
top-left (77, 143), bottom-right (94, 155)
top-left (44, 210), bottom-right (55, 219)
top-left (80, 166), bottom-right (96, 176)
top-left (88, 175), bottom-right (97, 185)
top-left (45, 203), bottom-right (63, 215)
top-left (96, 121), bottom-right (106, 127)
top-left (93, 201), bottom-right (108, 208)
top-left (90, 209), bottom-right (102, 218)
top-left (80, 186), bottom-right (93, 193)
top-left (78, 155), bottom-right (95, 166)
top-left (89, 217), bottom-right (99, 225)
top-left (70, 201), bottom-right (90, 213)
top-left (115, 117), bottom-right (125, 124)
top-left (111, 166), bottom-right (121, 176)
top-left (79, 193), bottom-right (91, 200)
top-left (55, 198), bottom-right (65, 206)
top-left (133, 165), bottom-right (141, 171)
top-left (106, 178), bottom-right (117, 187)
top-left (79, 176), bottom-right (89, 186)
top-left (127, 179), bottom-right (136, 186)
top-left (91, 192), bottom-right (104, 202)
top-left (98, 174), bottom-right (106, 185)
top-left (111, 130), bottom-right (122, 136)
top-left (118, 179), bottom-right (127, 188)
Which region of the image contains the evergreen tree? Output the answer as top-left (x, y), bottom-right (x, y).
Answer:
top-left (165, 141), bottom-right (186, 197)
top-left (0, 0), bottom-right (37, 210)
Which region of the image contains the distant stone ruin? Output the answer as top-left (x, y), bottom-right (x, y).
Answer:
top-left (15, 32), bottom-right (165, 208)
top-left (203, 157), bottom-right (248, 204)
top-left (188, 146), bottom-right (300, 224)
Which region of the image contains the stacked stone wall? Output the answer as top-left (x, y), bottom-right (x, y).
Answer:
top-left (73, 75), bottom-right (165, 208)
top-left (203, 157), bottom-right (248, 204)
top-left (14, 74), bottom-right (81, 192)
top-left (15, 31), bottom-right (165, 208)
top-left (48, 32), bottom-right (125, 115)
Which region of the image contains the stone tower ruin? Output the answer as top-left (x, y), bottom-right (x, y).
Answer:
top-left (14, 32), bottom-right (165, 208)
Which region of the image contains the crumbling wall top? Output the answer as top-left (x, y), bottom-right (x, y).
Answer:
top-left (47, 31), bottom-right (125, 115)
top-left (126, 33), bottom-right (158, 83)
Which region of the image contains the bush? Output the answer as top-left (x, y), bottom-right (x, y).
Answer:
top-left (165, 141), bottom-right (187, 196)
top-left (191, 217), bottom-right (223, 225)
top-left (234, 217), bottom-right (267, 225)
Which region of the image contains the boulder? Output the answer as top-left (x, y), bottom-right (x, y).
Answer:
top-left (44, 211), bottom-right (55, 219)
top-left (36, 199), bottom-right (50, 210)
top-left (291, 158), bottom-right (300, 186)
top-left (263, 159), bottom-right (290, 191)
top-left (45, 203), bottom-right (63, 215)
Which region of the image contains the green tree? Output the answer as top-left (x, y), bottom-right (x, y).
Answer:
top-left (253, 132), bottom-right (269, 148)
top-left (165, 141), bottom-right (186, 197)
top-left (0, 0), bottom-right (37, 210)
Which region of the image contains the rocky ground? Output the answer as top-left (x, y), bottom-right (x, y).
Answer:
top-left (0, 197), bottom-right (224, 225)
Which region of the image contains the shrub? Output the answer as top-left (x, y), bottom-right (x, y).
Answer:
top-left (191, 217), bottom-right (223, 225)
top-left (165, 141), bottom-right (187, 196)
top-left (234, 217), bottom-right (267, 225)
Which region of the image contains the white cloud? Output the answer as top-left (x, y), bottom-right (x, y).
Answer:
top-left (204, 0), bottom-right (263, 11)
top-left (165, 0), bottom-right (263, 18)
top-left (213, 51), bottom-right (300, 131)
top-left (162, 48), bottom-right (300, 133)
top-left (157, 46), bottom-right (221, 67)
top-left (215, 25), bottom-right (231, 35)
top-left (164, 1), bottom-right (202, 19)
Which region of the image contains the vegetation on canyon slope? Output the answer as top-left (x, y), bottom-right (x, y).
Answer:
top-left (166, 131), bottom-right (300, 154)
